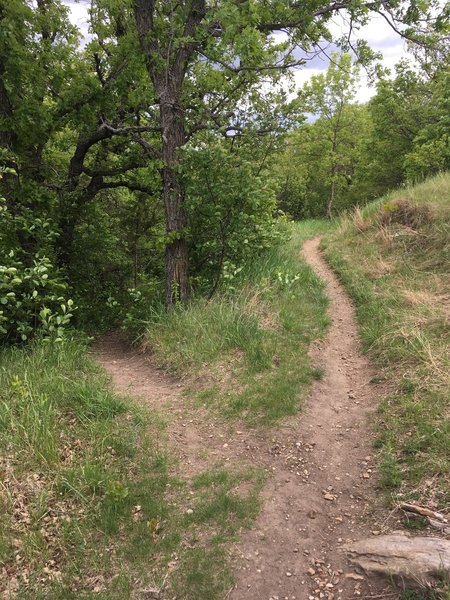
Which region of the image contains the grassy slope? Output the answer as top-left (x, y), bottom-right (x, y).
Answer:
top-left (142, 220), bottom-right (333, 425)
top-left (322, 173), bottom-right (450, 510)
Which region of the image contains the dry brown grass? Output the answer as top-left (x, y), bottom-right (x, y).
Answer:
top-left (242, 288), bottom-right (279, 332)
top-left (378, 197), bottom-right (433, 229)
top-left (351, 206), bottom-right (372, 232)
top-left (374, 224), bottom-right (396, 248)
top-left (402, 289), bottom-right (449, 309)
top-left (364, 256), bottom-right (395, 279)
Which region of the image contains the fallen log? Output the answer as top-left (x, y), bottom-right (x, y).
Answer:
top-left (344, 533), bottom-right (450, 586)
top-left (399, 502), bottom-right (448, 524)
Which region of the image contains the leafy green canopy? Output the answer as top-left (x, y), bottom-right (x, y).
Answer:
top-left (0, 0), bottom-right (448, 336)
top-left (273, 49), bottom-right (450, 218)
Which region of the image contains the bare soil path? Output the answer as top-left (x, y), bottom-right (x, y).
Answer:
top-left (229, 237), bottom-right (390, 600)
top-left (94, 237), bottom-right (391, 600)
top-left (94, 334), bottom-right (253, 481)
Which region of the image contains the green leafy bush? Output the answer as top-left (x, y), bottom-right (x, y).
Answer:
top-left (0, 252), bottom-right (74, 343)
top-left (0, 185), bottom-right (75, 343)
top-left (184, 139), bottom-right (283, 295)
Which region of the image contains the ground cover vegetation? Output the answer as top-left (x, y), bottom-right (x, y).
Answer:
top-left (0, 339), bottom-right (266, 598)
top-left (143, 220), bottom-right (332, 425)
top-left (1, 0), bottom-right (449, 598)
top-left (322, 173), bottom-right (450, 511)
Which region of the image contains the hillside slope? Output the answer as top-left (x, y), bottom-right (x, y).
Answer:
top-left (322, 173), bottom-right (450, 510)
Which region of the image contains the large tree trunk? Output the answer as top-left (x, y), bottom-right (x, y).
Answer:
top-left (134, 0), bottom-right (208, 306)
top-left (160, 98), bottom-right (189, 305)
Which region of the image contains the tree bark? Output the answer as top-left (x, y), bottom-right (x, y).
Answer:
top-left (328, 127), bottom-right (338, 219)
top-left (160, 99), bottom-right (189, 305)
top-left (134, 0), bottom-right (206, 306)
top-left (327, 174), bottom-right (336, 219)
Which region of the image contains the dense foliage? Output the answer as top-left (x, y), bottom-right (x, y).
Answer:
top-left (274, 53), bottom-right (450, 218)
top-left (0, 0), bottom-right (448, 340)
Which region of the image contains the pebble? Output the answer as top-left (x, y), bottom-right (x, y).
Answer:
top-left (345, 573), bottom-right (364, 581)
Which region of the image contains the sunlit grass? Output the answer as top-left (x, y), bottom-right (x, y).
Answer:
top-left (142, 221), bottom-right (333, 425)
top-left (0, 340), bottom-right (263, 599)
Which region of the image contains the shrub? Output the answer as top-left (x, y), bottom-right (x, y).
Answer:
top-left (0, 187), bottom-right (75, 343)
top-left (378, 197), bottom-right (432, 230)
top-left (0, 253), bottom-right (74, 343)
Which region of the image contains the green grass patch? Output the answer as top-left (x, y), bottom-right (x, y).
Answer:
top-left (141, 220), bottom-right (333, 425)
top-left (322, 173), bottom-right (450, 508)
top-left (165, 464), bottom-right (264, 599)
top-left (0, 340), bottom-right (263, 599)
top-left (0, 339), bottom-right (170, 598)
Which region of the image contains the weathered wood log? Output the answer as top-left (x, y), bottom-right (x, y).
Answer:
top-left (399, 502), bottom-right (448, 524)
top-left (344, 533), bottom-right (450, 585)
top-left (428, 518), bottom-right (450, 534)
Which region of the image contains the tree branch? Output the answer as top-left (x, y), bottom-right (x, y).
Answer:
top-left (68, 122), bottom-right (160, 187)
top-left (86, 177), bottom-right (154, 197)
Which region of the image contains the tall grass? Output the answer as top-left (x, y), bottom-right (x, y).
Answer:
top-left (141, 220), bottom-right (333, 424)
top-left (322, 172), bottom-right (450, 507)
top-left (0, 339), bottom-right (171, 598)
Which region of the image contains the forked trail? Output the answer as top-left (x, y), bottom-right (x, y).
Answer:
top-left (95, 237), bottom-right (389, 600)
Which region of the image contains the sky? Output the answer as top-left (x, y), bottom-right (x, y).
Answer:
top-left (64, 0), bottom-right (410, 104)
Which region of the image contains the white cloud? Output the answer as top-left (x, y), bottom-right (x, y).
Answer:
top-left (291, 68), bottom-right (324, 88)
top-left (310, 12), bottom-right (409, 102)
top-left (64, 1), bottom-right (90, 41)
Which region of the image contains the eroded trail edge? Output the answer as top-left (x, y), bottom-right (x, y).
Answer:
top-left (230, 237), bottom-right (388, 600)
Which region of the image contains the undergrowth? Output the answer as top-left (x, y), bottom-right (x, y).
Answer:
top-left (322, 172), bottom-right (450, 509)
top-left (141, 220), bottom-right (333, 425)
top-left (0, 340), bottom-right (263, 599)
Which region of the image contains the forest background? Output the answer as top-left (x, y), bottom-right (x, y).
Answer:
top-left (0, 0), bottom-right (448, 342)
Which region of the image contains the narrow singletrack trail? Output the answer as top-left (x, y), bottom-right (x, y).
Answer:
top-left (94, 334), bottom-right (256, 481)
top-left (94, 237), bottom-right (390, 600)
top-left (230, 237), bottom-right (388, 600)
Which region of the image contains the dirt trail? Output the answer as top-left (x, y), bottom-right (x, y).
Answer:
top-left (94, 237), bottom-right (390, 600)
top-left (230, 237), bottom-right (388, 600)
top-left (94, 334), bottom-right (249, 480)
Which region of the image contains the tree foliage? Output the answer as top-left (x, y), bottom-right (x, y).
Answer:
top-left (275, 55), bottom-right (371, 217)
top-left (0, 0), bottom-right (448, 340)
top-left (274, 51), bottom-right (450, 219)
